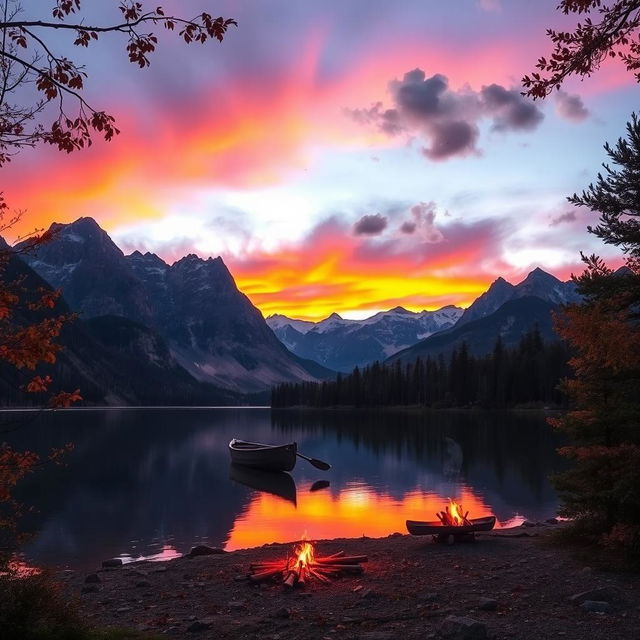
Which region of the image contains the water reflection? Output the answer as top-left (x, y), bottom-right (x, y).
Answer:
top-left (3, 407), bottom-right (563, 570)
top-left (229, 464), bottom-right (297, 506)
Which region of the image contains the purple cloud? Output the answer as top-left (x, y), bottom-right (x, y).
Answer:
top-left (550, 210), bottom-right (577, 226)
top-left (555, 91), bottom-right (589, 122)
top-left (354, 213), bottom-right (388, 235)
top-left (349, 69), bottom-right (544, 161)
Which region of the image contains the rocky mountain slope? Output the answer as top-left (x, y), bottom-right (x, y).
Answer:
top-left (385, 267), bottom-right (581, 367)
top-left (18, 218), bottom-right (332, 393)
top-left (0, 251), bottom-right (238, 406)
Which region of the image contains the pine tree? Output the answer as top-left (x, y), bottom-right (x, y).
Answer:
top-left (552, 114), bottom-right (640, 557)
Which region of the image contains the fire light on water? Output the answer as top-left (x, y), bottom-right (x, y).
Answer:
top-left (226, 484), bottom-right (498, 550)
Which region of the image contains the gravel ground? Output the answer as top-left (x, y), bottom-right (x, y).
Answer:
top-left (61, 524), bottom-right (640, 640)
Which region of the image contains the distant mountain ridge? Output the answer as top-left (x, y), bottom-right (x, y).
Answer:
top-left (18, 217), bottom-right (333, 393)
top-left (385, 267), bottom-right (582, 367)
top-left (266, 305), bottom-right (463, 372)
top-left (456, 267), bottom-right (580, 326)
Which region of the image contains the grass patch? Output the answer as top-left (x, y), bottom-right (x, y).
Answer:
top-left (0, 572), bottom-right (162, 640)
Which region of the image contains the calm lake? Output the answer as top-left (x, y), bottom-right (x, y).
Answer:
top-left (6, 408), bottom-right (564, 570)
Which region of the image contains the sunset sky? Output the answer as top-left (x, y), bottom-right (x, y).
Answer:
top-left (5, 0), bottom-right (637, 319)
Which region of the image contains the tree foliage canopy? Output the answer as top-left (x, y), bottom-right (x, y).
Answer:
top-left (551, 116), bottom-right (640, 557)
top-left (523, 1), bottom-right (640, 98)
top-left (0, 0), bottom-right (236, 165)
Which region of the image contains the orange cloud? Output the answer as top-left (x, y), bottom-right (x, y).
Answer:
top-left (225, 216), bottom-right (502, 319)
top-left (2, 18), bottom-right (605, 241)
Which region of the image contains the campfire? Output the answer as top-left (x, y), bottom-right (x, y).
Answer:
top-left (436, 498), bottom-right (472, 527)
top-left (248, 540), bottom-right (367, 587)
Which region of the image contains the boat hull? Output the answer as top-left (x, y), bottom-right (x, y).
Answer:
top-left (228, 439), bottom-right (297, 472)
top-left (406, 515), bottom-right (496, 536)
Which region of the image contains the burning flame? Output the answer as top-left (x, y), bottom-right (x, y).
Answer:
top-left (448, 499), bottom-right (465, 526)
top-left (292, 540), bottom-right (315, 569)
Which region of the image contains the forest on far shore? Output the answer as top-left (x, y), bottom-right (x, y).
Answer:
top-left (271, 327), bottom-right (572, 409)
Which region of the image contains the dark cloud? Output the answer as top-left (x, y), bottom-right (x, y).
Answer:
top-left (550, 210), bottom-right (577, 226)
top-left (422, 120), bottom-right (479, 160)
top-left (555, 91), bottom-right (589, 122)
top-left (350, 69), bottom-right (544, 161)
top-left (400, 221), bottom-right (417, 234)
top-left (398, 202), bottom-right (443, 240)
top-left (353, 213), bottom-right (388, 235)
top-left (480, 84), bottom-right (544, 131)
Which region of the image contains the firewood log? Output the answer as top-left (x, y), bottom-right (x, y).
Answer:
top-left (284, 568), bottom-right (298, 588)
top-left (249, 567), bottom-right (283, 582)
top-left (316, 551), bottom-right (345, 561)
top-left (316, 555), bottom-right (368, 565)
top-left (309, 568), bottom-right (331, 583)
top-left (318, 564), bottom-right (364, 574)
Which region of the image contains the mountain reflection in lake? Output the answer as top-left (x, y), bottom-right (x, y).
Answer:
top-left (5, 408), bottom-right (563, 570)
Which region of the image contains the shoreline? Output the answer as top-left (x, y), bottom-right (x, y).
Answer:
top-left (61, 524), bottom-right (640, 640)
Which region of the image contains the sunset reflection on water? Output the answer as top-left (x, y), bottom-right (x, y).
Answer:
top-left (226, 481), bottom-right (522, 550)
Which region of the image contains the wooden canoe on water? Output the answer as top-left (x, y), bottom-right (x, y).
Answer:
top-left (228, 438), bottom-right (297, 472)
top-left (406, 515), bottom-right (496, 536)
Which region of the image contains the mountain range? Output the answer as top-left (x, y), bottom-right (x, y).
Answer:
top-left (2, 216), bottom-right (583, 405)
top-left (386, 269), bottom-right (581, 365)
top-left (7, 217), bottom-right (332, 404)
top-left (267, 306), bottom-right (463, 372)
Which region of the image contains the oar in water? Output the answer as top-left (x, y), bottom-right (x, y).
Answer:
top-left (297, 452), bottom-right (331, 471)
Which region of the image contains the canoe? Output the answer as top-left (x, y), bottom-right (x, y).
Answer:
top-left (228, 438), bottom-right (297, 472)
top-left (406, 515), bottom-right (496, 536)
top-left (229, 464), bottom-right (297, 505)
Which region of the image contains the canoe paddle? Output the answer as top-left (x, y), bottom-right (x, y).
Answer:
top-left (297, 451), bottom-right (331, 471)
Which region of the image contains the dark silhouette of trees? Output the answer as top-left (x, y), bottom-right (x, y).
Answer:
top-left (272, 328), bottom-right (571, 409)
top-left (523, 1), bottom-right (640, 98)
top-left (549, 116), bottom-right (640, 558)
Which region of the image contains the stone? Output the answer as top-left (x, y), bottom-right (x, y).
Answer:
top-left (440, 615), bottom-right (487, 640)
top-left (187, 545), bottom-right (225, 558)
top-left (81, 585), bottom-right (99, 594)
top-left (360, 588), bottom-right (376, 599)
top-left (419, 592), bottom-right (440, 602)
top-left (228, 600), bottom-right (245, 609)
top-left (546, 518), bottom-right (559, 525)
top-left (569, 586), bottom-right (625, 605)
top-left (135, 580), bottom-right (151, 588)
top-left (479, 597), bottom-right (497, 611)
top-left (101, 558), bottom-right (123, 568)
top-left (187, 620), bottom-right (213, 632)
top-left (521, 520), bottom-right (536, 528)
top-left (84, 573), bottom-right (101, 584)
top-left (581, 600), bottom-right (612, 613)
top-left (273, 607), bottom-right (291, 619)
top-left (116, 606), bottom-right (132, 613)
